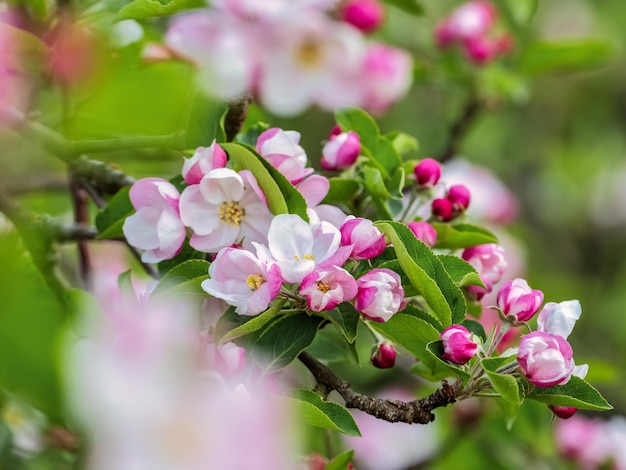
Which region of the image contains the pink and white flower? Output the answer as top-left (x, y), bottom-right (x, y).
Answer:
top-left (440, 325), bottom-right (478, 365)
top-left (462, 244), bottom-right (507, 297)
top-left (123, 178), bottom-right (186, 263)
top-left (260, 214), bottom-right (351, 284)
top-left (517, 331), bottom-right (574, 387)
top-left (320, 130), bottom-right (361, 171)
top-left (537, 300), bottom-right (582, 340)
top-left (407, 221), bottom-right (437, 248)
top-left (297, 175), bottom-right (349, 228)
top-left (340, 217), bottom-right (386, 260)
top-left (355, 268), bottom-right (404, 322)
top-left (182, 141), bottom-right (228, 185)
top-left (299, 265), bottom-right (357, 312)
top-left (201, 247), bottom-right (282, 316)
top-left (179, 168), bottom-right (272, 252)
top-left (256, 127), bottom-right (313, 184)
top-left (360, 43), bottom-right (413, 114)
top-left (435, 1), bottom-right (497, 47)
top-left (496, 278), bottom-right (544, 323)
top-left (340, 0), bottom-right (385, 34)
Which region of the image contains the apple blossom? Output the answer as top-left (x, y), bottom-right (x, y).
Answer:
top-left (179, 168), bottom-right (272, 252)
top-left (407, 221), bottom-right (437, 248)
top-left (371, 343), bottom-right (396, 369)
top-left (555, 415), bottom-right (614, 469)
top-left (166, 11), bottom-right (255, 100)
top-left (299, 265), bottom-right (357, 312)
top-left (440, 325), bottom-right (477, 365)
top-left (413, 158), bottom-right (441, 188)
top-left (297, 174), bottom-right (349, 228)
top-left (182, 141), bottom-right (227, 185)
top-left (355, 268), bottom-right (404, 322)
top-left (200, 336), bottom-right (246, 376)
top-left (462, 244), bottom-right (507, 296)
top-left (123, 178), bottom-right (186, 263)
top-left (340, 217), bottom-right (386, 260)
top-left (517, 331), bottom-right (574, 387)
top-left (201, 247), bottom-right (282, 316)
top-left (496, 278), bottom-right (544, 323)
top-left (260, 214), bottom-right (351, 284)
top-left (320, 130), bottom-right (361, 171)
top-left (360, 43), bottom-right (413, 114)
top-left (340, 0), bottom-right (385, 34)
top-left (256, 127), bottom-right (313, 184)
top-left (435, 1), bottom-right (497, 48)
top-left (537, 299), bottom-right (582, 340)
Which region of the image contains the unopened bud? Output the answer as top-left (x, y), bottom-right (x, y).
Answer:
top-left (341, 0), bottom-right (385, 34)
top-left (431, 198), bottom-right (454, 221)
top-left (371, 342), bottom-right (396, 369)
top-left (413, 158), bottom-right (441, 187)
top-left (447, 184), bottom-right (471, 211)
top-left (550, 405), bottom-right (578, 420)
top-left (441, 325), bottom-right (477, 365)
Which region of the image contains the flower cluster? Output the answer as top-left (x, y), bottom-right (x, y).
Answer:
top-left (435, 1), bottom-right (513, 64)
top-left (164, 1), bottom-right (412, 115)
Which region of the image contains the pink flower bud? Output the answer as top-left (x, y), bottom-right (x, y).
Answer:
top-left (435, 1), bottom-right (497, 47)
top-left (463, 35), bottom-right (498, 64)
top-left (355, 268), bottom-right (404, 322)
top-left (462, 244), bottom-right (507, 296)
top-left (550, 405), bottom-right (578, 420)
top-left (340, 217), bottom-right (386, 260)
top-left (321, 131), bottom-right (361, 171)
top-left (371, 343), bottom-right (396, 369)
top-left (299, 266), bottom-right (358, 312)
top-left (340, 0), bottom-right (385, 34)
top-left (447, 184), bottom-right (471, 211)
top-left (329, 125), bottom-right (342, 138)
top-left (182, 141), bottom-right (228, 185)
top-left (413, 158), bottom-right (441, 187)
top-left (407, 221), bottom-right (438, 248)
top-left (517, 331), bottom-right (574, 387)
top-left (440, 325), bottom-right (478, 365)
top-left (496, 278), bottom-right (544, 323)
top-left (431, 198), bottom-right (454, 222)
top-left (256, 128), bottom-right (313, 184)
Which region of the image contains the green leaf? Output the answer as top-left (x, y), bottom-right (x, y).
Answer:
top-left (319, 304), bottom-right (360, 343)
top-left (482, 357), bottom-right (523, 405)
top-left (462, 319), bottom-right (486, 341)
top-left (222, 142), bottom-right (308, 221)
top-left (95, 187), bottom-right (133, 240)
top-left (252, 313), bottom-right (323, 371)
top-left (382, 0), bottom-right (424, 16)
top-left (362, 166), bottom-right (393, 199)
top-left (493, 0), bottom-right (538, 24)
top-left (217, 299), bottom-right (288, 344)
top-left (527, 376), bottom-right (613, 411)
top-left (156, 240), bottom-right (205, 277)
top-left (386, 131), bottom-right (419, 156)
top-left (306, 328), bottom-right (358, 365)
top-left (289, 389), bottom-right (361, 437)
top-left (0, 233), bottom-right (64, 418)
top-left (431, 223), bottom-right (499, 250)
top-left (184, 94), bottom-right (228, 148)
top-left (151, 259), bottom-right (210, 298)
top-left (214, 307), bottom-right (250, 343)
top-left (235, 122), bottom-right (270, 147)
top-left (387, 167), bottom-right (406, 199)
top-left (520, 41), bottom-right (615, 76)
top-left (376, 221), bottom-right (466, 326)
top-left (438, 254), bottom-right (485, 288)
top-left (116, 0), bottom-right (204, 20)
top-left (370, 313), bottom-right (441, 369)
top-left (425, 341), bottom-right (471, 383)
top-left (325, 450), bottom-right (355, 470)
top-left (323, 178), bottom-right (361, 205)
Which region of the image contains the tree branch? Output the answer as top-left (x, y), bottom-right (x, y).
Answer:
top-left (298, 352), bottom-right (458, 425)
top-left (437, 95), bottom-right (482, 163)
top-left (224, 94), bottom-right (252, 142)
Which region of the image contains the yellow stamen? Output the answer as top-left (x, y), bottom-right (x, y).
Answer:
top-left (246, 274), bottom-right (266, 291)
top-left (219, 201), bottom-right (245, 226)
top-left (316, 282), bottom-right (331, 293)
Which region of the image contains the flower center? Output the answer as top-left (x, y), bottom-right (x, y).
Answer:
top-left (219, 201), bottom-right (245, 226)
top-left (246, 274), bottom-right (266, 291)
top-left (296, 39), bottom-right (323, 68)
top-left (294, 254), bottom-right (315, 261)
top-left (316, 281), bottom-right (331, 293)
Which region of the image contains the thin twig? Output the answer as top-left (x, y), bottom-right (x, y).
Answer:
top-left (437, 95), bottom-right (482, 163)
top-left (224, 94), bottom-right (252, 142)
top-left (69, 173), bottom-right (92, 289)
top-left (298, 352), bottom-right (458, 424)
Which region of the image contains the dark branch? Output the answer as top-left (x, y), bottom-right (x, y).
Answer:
top-left (298, 352), bottom-right (458, 425)
top-left (437, 95), bottom-right (482, 163)
top-left (224, 94), bottom-right (252, 142)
